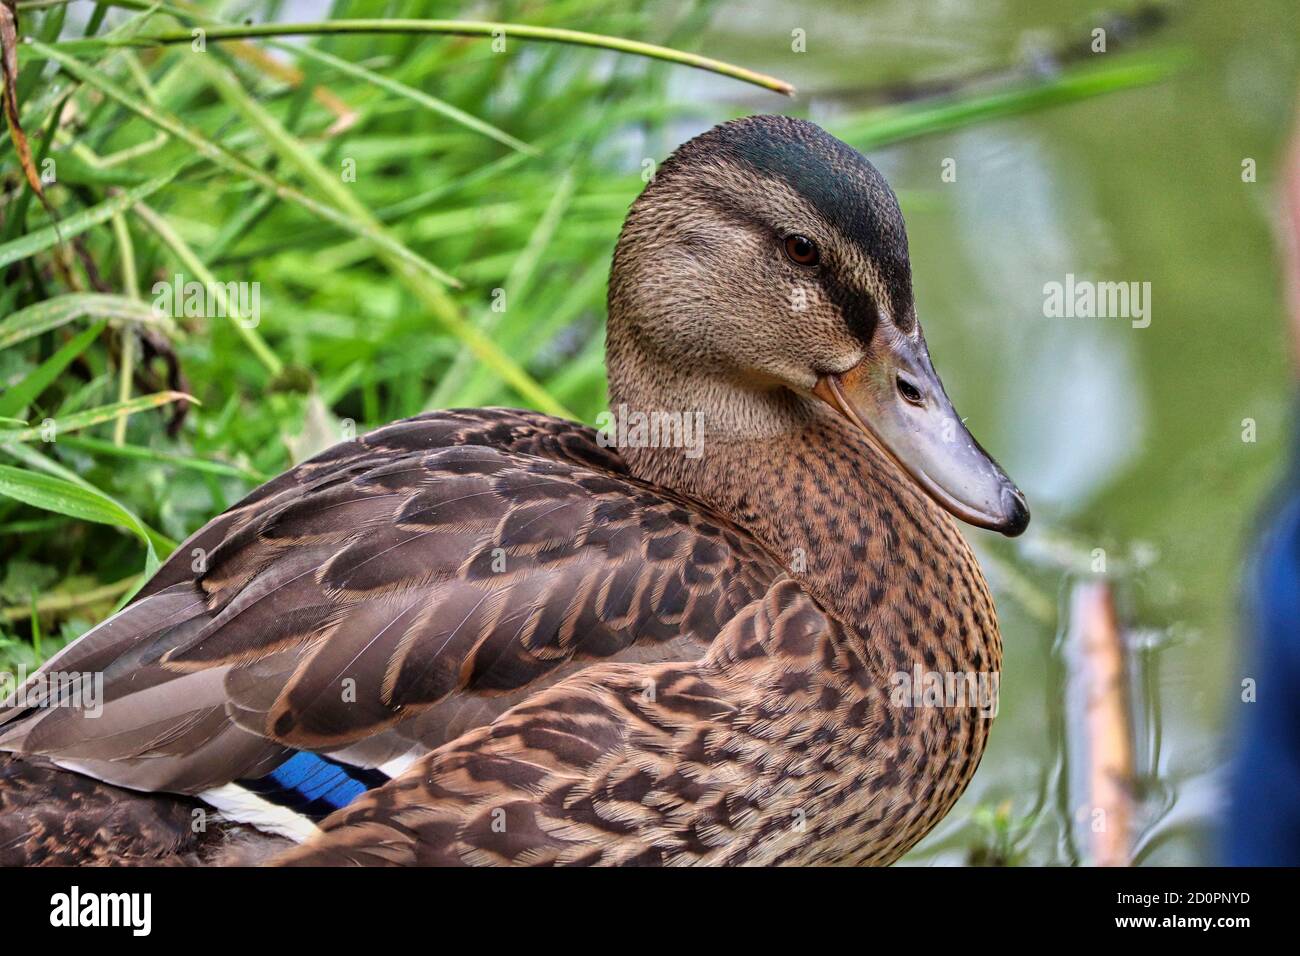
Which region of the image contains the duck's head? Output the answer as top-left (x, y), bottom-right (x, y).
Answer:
top-left (607, 115), bottom-right (1028, 537)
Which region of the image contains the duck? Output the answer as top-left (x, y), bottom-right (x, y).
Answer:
top-left (0, 114), bottom-right (1027, 867)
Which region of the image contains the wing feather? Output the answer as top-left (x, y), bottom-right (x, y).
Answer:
top-left (0, 410), bottom-right (779, 799)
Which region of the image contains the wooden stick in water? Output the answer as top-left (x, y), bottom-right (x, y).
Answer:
top-left (1065, 579), bottom-right (1135, 866)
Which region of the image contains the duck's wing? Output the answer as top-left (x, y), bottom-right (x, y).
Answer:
top-left (275, 579), bottom-right (847, 866)
top-left (0, 409), bottom-right (779, 833)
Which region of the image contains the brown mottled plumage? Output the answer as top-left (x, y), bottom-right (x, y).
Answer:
top-left (0, 115), bottom-right (1025, 866)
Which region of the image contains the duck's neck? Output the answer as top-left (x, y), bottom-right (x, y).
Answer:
top-left (608, 354), bottom-right (999, 676)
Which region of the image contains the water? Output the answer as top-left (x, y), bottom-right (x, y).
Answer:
top-left (682, 0), bottom-right (1299, 864)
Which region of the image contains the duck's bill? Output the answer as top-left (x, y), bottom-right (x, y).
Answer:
top-left (813, 353), bottom-right (1029, 537)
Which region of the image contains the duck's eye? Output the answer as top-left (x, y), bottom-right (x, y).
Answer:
top-left (783, 234), bottom-right (819, 266)
top-left (897, 376), bottom-right (924, 406)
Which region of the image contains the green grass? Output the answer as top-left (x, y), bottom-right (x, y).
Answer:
top-left (0, 0), bottom-right (1179, 667)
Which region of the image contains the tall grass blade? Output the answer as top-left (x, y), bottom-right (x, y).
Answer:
top-left (0, 390), bottom-right (193, 443)
top-left (0, 293), bottom-right (169, 349)
top-left (32, 17), bottom-right (796, 95)
top-left (0, 320), bottom-right (107, 418)
top-left (0, 174), bottom-right (173, 270)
